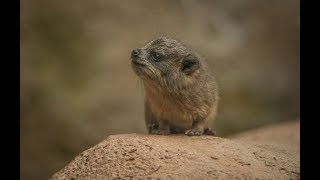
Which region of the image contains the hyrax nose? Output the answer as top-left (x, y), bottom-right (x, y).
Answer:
top-left (131, 49), bottom-right (140, 59)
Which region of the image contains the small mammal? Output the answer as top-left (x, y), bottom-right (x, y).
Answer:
top-left (131, 37), bottom-right (219, 136)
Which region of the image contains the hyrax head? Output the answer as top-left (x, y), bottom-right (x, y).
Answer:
top-left (131, 37), bottom-right (202, 87)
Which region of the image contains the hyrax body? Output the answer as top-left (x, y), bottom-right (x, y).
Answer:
top-left (131, 37), bottom-right (219, 136)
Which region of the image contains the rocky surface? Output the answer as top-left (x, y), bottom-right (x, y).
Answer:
top-left (51, 121), bottom-right (300, 180)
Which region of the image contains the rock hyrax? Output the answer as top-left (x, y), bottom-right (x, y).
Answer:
top-left (131, 37), bottom-right (219, 136)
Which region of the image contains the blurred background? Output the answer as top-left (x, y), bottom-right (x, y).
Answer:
top-left (20, 0), bottom-right (300, 179)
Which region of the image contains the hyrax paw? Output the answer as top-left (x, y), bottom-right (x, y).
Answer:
top-left (185, 129), bottom-right (203, 136)
top-left (147, 123), bottom-right (158, 132)
top-left (204, 128), bottom-right (216, 136)
top-left (151, 129), bottom-right (170, 135)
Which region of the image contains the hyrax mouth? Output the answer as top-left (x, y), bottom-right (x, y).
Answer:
top-left (131, 59), bottom-right (146, 67)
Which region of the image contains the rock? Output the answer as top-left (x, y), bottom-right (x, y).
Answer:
top-left (230, 120), bottom-right (300, 150)
top-left (51, 121), bottom-right (300, 180)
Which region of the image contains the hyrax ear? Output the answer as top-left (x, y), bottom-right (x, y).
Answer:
top-left (181, 54), bottom-right (200, 75)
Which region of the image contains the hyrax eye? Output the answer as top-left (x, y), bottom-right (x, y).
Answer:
top-left (151, 52), bottom-right (163, 62)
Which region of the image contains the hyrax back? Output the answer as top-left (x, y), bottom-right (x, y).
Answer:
top-left (131, 37), bottom-right (218, 136)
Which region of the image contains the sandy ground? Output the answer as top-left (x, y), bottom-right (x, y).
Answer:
top-left (51, 120), bottom-right (300, 180)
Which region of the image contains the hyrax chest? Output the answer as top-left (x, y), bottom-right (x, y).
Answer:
top-left (147, 92), bottom-right (209, 129)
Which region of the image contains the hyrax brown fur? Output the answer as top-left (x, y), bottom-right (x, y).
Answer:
top-left (131, 37), bottom-right (219, 136)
